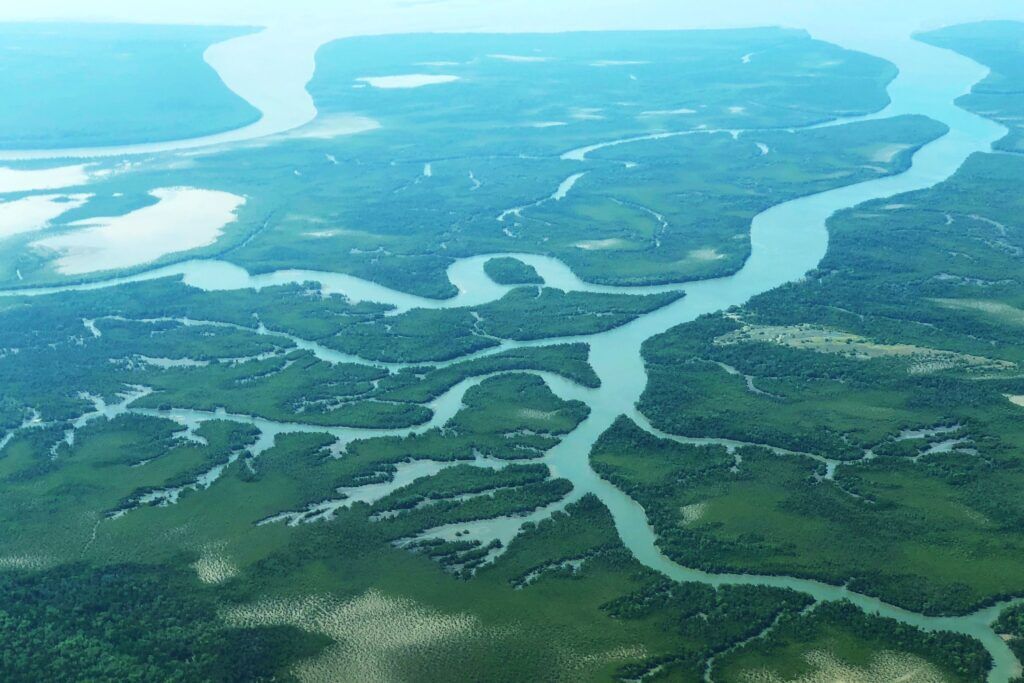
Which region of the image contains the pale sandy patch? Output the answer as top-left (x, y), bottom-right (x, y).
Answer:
top-left (0, 193), bottom-right (92, 239)
top-left (590, 60), bottom-right (649, 67)
top-left (688, 248), bottom-right (725, 261)
top-left (931, 298), bottom-right (1024, 326)
top-left (356, 74), bottom-right (460, 89)
top-left (1006, 395), bottom-right (1024, 408)
top-left (286, 213), bottom-right (328, 224)
top-left (32, 187), bottom-right (244, 275)
top-left (575, 238), bottom-right (626, 250)
top-left (717, 321), bottom-right (1015, 374)
top-left (192, 546), bottom-right (239, 585)
top-left (0, 555), bottom-right (48, 570)
top-left (728, 106), bottom-right (747, 114)
top-left (557, 644), bottom-right (648, 675)
top-left (222, 590), bottom-right (480, 683)
top-left (638, 108), bottom-right (696, 116)
top-left (871, 143), bottom-right (912, 163)
top-left (488, 54), bottom-right (550, 62)
top-left (680, 502), bottom-right (707, 525)
top-left (301, 226), bottom-right (378, 240)
top-left (571, 107), bottom-right (605, 121)
top-left (518, 408), bottom-right (557, 420)
top-left (288, 113), bottom-right (381, 139)
top-left (0, 164), bottom-right (92, 193)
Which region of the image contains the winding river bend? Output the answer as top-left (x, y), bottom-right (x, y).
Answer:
top-left (2, 27), bottom-right (1019, 682)
top-left (0, 26), bottom-right (321, 162)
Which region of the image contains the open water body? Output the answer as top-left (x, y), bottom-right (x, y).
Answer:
top-left (0, 26), bottom-right (320, 161)
top-left (2, 26), bottom-right (1020, 681)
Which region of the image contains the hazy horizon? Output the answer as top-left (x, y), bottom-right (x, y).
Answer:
top-left (1, 0), bottom-right (1022, 40)
top-left (4, 6), bottom-right (1024, 682)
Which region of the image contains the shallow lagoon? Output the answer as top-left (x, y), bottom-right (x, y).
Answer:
top-left (0, 193), bottom-right (92, 240)
top-left (31, 187), bottom-right (244, 275)
top-left (0, 164), bottom-right (93, 192)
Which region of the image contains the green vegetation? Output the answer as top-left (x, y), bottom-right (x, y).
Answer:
top-left (0, 563), bottom-right (326, 682)
top-left (0, 24), bottom-right (259, 149)
top-left (0, 419), bottom-right (259, 556)
top-left (921, 21), bottom-right (1024, 153)
top-left (0, 397), bottom-right (860, 682)
top-left (128, 344), bottom-right (600, 429)
top-left (136, 350), bottom-right (420, 428)
top-left (0, 275), bottom-right (603, 430)
top-left (374, 343), bottom-right (599, 402)
top-left (1, 24), bottom-right (1014, 682)
top-left (0, 28), bottom-right (937, 291)
top-left (315, 287), bottom-right (681, 362)
top-left (4, 347), bottom-right (973, 680)
top-left (483, 257), bottom-right (543, 285)
top-left (0, 373), bottom-right (588, 564)
top-left (58, 413), bottom-right (186, 468)
top-left (636, 153), bottom-right (1024, 614)
top-left (531, 115), bottom-right (945, 284)
top-left (996, 604), bottom-right (1024, 663)
top-left (600, 579), bottom-right (813, 679)
top-left (370, 463), bottom-right (550, 514)
top-left (715, 601), bottom-right (991, 682)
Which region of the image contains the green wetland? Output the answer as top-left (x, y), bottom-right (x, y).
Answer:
top-left (2, 17), bottom-right (1024, 683)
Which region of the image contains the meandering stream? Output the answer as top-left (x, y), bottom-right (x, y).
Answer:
top-left (1, 25), bottom-right (1019, 681)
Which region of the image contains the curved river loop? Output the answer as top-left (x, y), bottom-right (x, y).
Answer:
top-left (2, 26), bottom-right (1020, 683)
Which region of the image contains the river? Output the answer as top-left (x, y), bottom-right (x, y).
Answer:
top-left (535, 32), bottom-right (1019, 681)
top-left (1, 19), bottom-right (1020, 682)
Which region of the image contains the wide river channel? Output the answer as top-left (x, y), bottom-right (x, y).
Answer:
top-left (1, 25), bottom-right (1019, 682)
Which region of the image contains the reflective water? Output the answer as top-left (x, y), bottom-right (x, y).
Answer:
top-left (2, 19), bottom-right (1020, 681)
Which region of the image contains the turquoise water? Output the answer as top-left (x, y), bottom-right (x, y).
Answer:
top-left (0, 24), bottom-right (260, 151)
top-left (2, 22), bottom-right (1019, 680)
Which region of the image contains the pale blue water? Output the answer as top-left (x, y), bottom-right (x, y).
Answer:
top-left (2, 15), bottom-right (1020, 679)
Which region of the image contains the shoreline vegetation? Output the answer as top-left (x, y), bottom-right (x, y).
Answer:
top-left (1, 19), bottom-right (1023, 683)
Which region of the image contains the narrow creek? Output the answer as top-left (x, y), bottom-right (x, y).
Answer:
top-left (1, 26), bottom-right (1018, 683)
